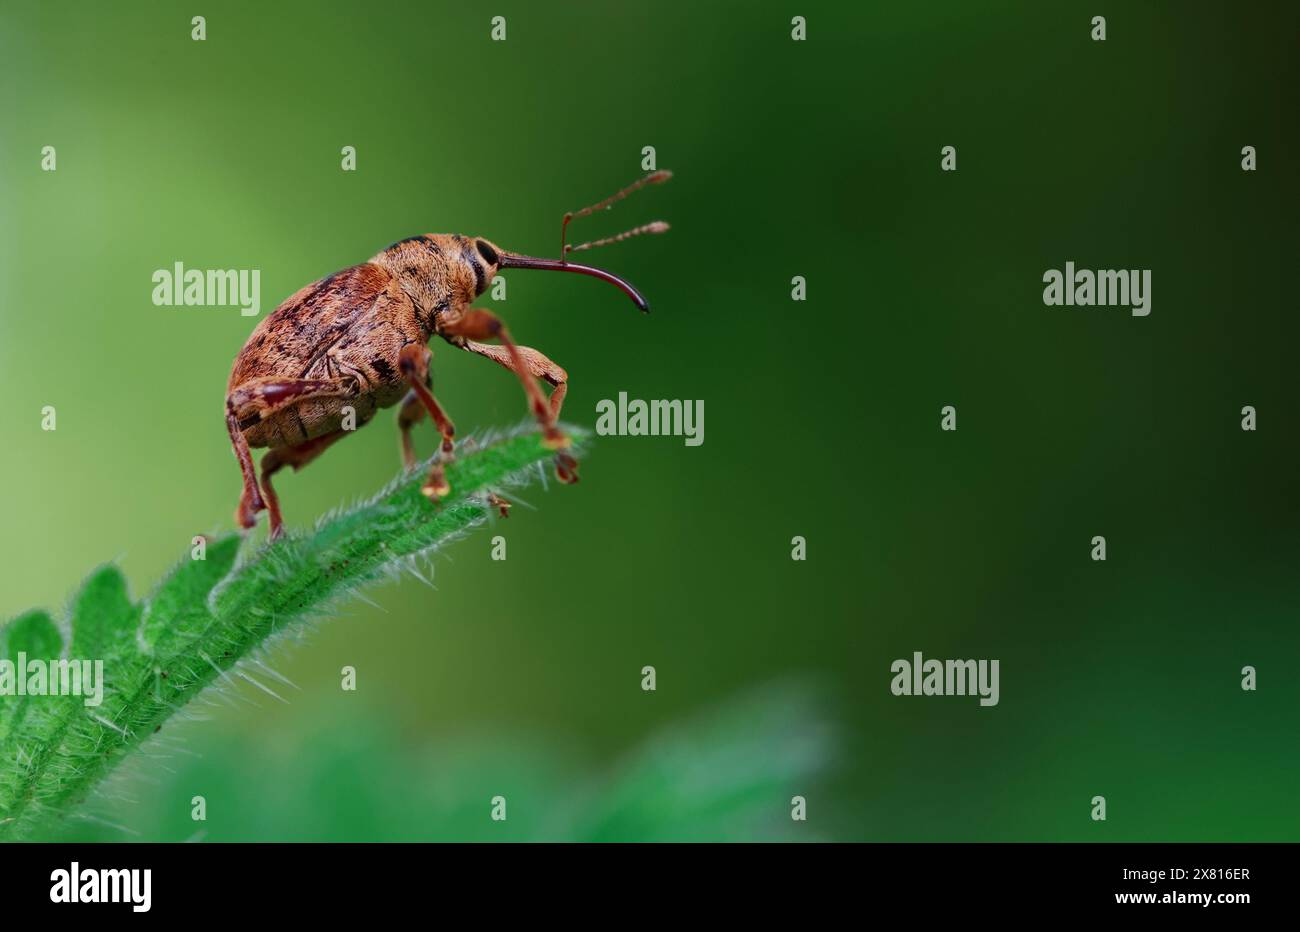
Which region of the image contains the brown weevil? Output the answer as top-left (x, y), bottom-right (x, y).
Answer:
top-left (225, 170), bottom-right (672, 538)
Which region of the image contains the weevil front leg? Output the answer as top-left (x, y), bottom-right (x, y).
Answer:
top-left (225, 376), bottom-right (356, 529)
top-left (459, 336), bottom-right (578, 483)
top-left (441, 310), bottom-right (565, 450)
top-left (397, 343), bottom-right (456, 497)
top-left (461, 340), bottom-right (569, 420)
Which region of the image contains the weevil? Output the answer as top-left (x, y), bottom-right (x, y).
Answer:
top-left (225, 170), bottom-right (671, 538)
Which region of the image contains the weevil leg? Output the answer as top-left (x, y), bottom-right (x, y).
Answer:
top-left (455, 331), bottom-right (578, 484)
top-left (460, 340), bottom-right (569, 420)
top-left (396, 390), bottom-right (422, 468)
top-left (395, 367), bottom-right (435, 470)
top-left (225, 376), bottom-right (357, 530)
top-left (227, 377), bottom-right (354, 422)
top-left (441, 309), bottom-right (569, 453)
top-left (258, 429), bottom-right (350, 540)
top-left (226, 404), bottom-right (265, 529)
top-left (485, 491), bottom-right (512, 518)
top-left (397, 343), bottom-right (456, 498)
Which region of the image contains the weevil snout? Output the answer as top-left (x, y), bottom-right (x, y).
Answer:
top-left (497, 252), bottom-right (653, 312)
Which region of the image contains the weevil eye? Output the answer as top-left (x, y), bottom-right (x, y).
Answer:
top-left (475, 239), bottom-right (499, 266)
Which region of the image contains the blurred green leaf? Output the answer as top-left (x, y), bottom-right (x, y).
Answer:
top-left (48, 680), bottom-right (840, 842)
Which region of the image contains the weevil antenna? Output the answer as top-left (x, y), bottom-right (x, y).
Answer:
top-left (560, 170), bottom-right (672, 262)
top-left (566, 221), bottom-right (671, 256)
top-left (497, 253), bottom-right (652, 313)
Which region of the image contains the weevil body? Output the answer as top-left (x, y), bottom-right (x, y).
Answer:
top-left (225, 171), bottom-right (671, 538)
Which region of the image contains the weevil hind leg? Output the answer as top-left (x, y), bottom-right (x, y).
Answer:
top-left (225, 376), bottom-right (357, 530)
top-left (397, 343), bottom-right (457, 498)
top-left (455, 329), bottom-right (579, 484)
top-left (259, 429), bottom-right (350, 539)
top-left (226, 405), bottom-right (265, 528)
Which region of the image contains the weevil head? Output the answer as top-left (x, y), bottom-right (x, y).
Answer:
top-left (426, 234), bottom-right (501, 304)
top-left (377, 171), bottom-right (669, 326)
top-left (373, 234), bottom-right (502, 326)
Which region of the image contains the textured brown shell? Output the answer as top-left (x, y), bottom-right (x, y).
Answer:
top-left (229, 263), bottom-right (422, 449)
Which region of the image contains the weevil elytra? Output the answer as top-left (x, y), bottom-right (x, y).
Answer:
top-left (225, 171), bottom-right (671, 538)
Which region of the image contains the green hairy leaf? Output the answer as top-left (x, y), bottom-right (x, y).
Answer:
top-left (0, 426), bottom-right (579, 840)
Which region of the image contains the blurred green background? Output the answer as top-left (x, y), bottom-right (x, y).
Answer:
top-left (1, 0), bottom-right (1297, 840)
